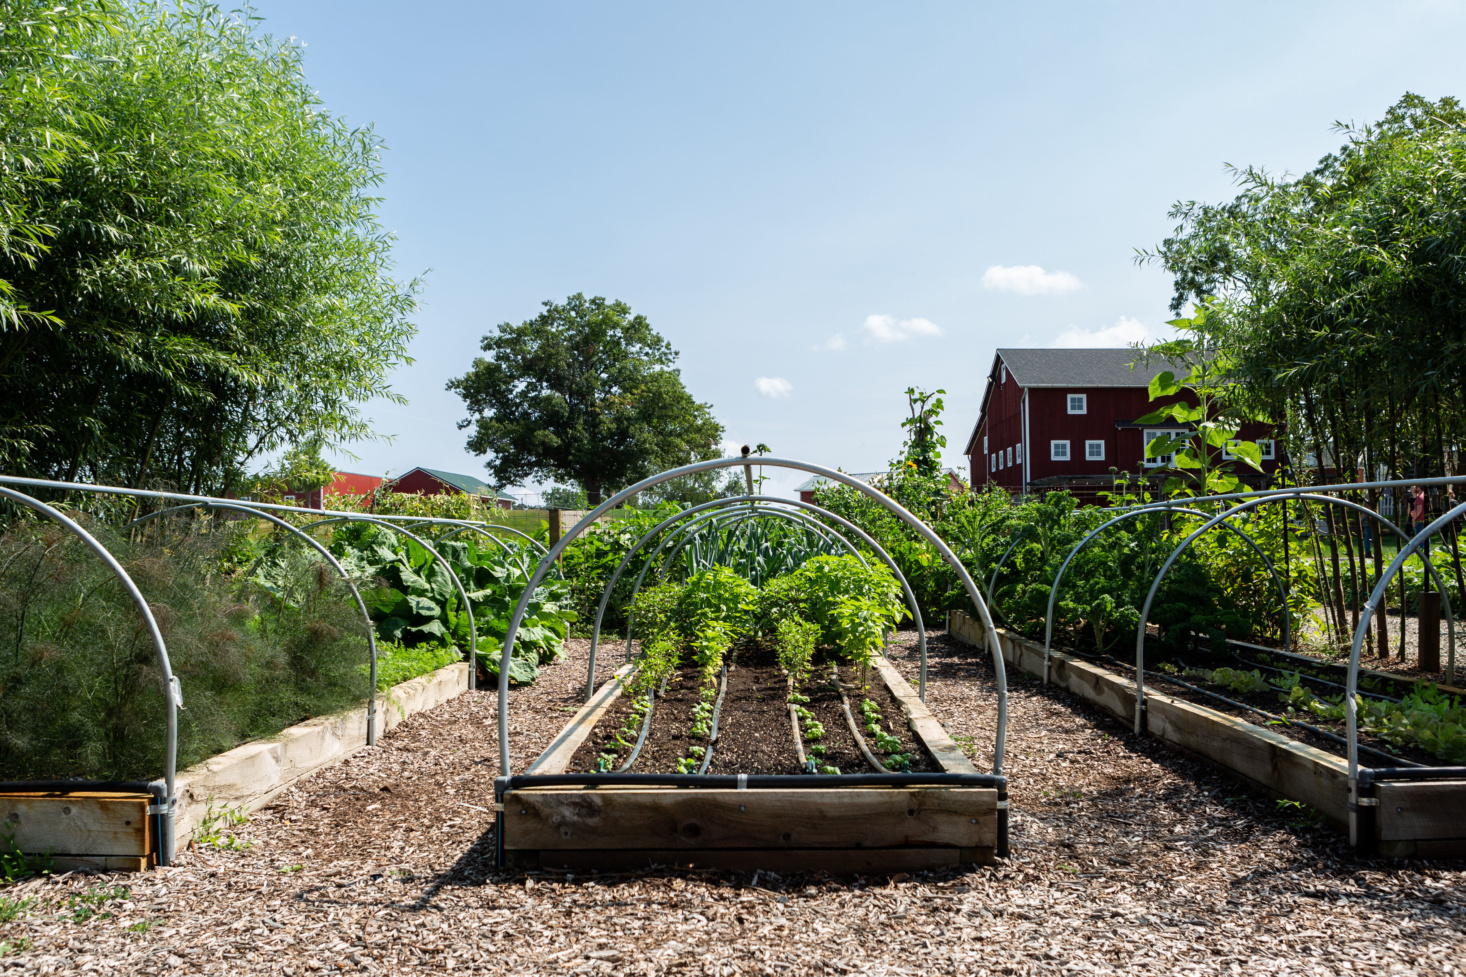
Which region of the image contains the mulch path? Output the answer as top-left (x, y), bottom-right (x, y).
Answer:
top-left (2, 633), bottom-right (1464, 975)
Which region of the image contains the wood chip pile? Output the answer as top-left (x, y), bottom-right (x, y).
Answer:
top-left (1, 633), bottom-right (1462, 975)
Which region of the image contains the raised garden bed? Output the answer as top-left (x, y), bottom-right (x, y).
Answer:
top-left (1, 661), bottom-right (470, 871)
top-left (949, 610), bottom-right (1466, 858)
top-left (496, 650), bottom-right (1002, 873)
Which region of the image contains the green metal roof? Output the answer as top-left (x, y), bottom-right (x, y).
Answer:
top-left (410, 467), bottom-right (516, 500)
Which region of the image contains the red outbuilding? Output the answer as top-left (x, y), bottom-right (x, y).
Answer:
top-left (382, 467), bottom-right (516, 509)
top-left (964, 348), bottom-right (1283, 503)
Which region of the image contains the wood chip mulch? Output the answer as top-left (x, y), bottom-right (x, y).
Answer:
top-left (2, 633), bottom-right (1463, 975)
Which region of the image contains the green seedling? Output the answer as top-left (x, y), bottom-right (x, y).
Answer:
top-left (0, 937), bottom-right (33, 957)
top-left (66, 885), bottom-right (129, 922)
top-left (196, 799), bottom-right (251, 850)
top-left (0, 895), bottom-right (37, 924)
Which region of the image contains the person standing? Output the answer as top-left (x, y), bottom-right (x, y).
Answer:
top-left (1410, 485), bottom-right (1427, 537)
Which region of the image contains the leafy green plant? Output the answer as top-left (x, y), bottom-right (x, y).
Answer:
top-left (65, 885), bottom-right (129, 923)
top-left (1184, 667), bottom-right (1271, 696)
top-left (321, 524), bottom-right (576, 685)
top-left (195, 799), bottom-right (251, 850)
top-left (0, 824), bottom-right (51, 885)
top-left (860, 699), bottom-right (911, 770)
top-left (773, 617), bottom-right (819, 683)
top-left (0, 937), bottom-right (32, 957)
top-left (0, 894), bottom-right (37, 924)
top-left (371, 641), bottom-right (460, 691)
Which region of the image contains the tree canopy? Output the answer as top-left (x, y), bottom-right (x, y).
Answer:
top-left (0, 1), bottom-right (417, 492)
top-left (1140, 93), bottom-right (1466, 485)
top-left (448, 294), bottom-right (723, 504)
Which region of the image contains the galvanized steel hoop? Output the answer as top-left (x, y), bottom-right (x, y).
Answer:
top-left (583, 495), bottom-right (931, 702)
top-left (0, 486), bottom-right (182, 865)
top-left (300, 515), bottom-right (481, 691)
top-left (495, 457), bottom-right (1007, 777)
top-left (1132, 492), bottom-right (1456, 735)
top-left (125, 501), bottom-right (384, 744)
top-left (1043, 504), bottom-right (1290, 685)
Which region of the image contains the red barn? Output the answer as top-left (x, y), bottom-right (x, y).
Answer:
top-left (299, 471), bottom-right (385, 509)
top-left (964, 348), bottom-right (1283, 503)
top-left (383, 467), bottom-right (516, 509)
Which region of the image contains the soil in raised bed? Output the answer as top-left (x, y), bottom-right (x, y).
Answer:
top-left (793, 662), bottom-right (872, 775)
top-left (838, 663), bottom-right (940, 773)
top-left (705, 662), bottom-right (803, 775)
top-left (634, 667), bottom-right (705, 773)
top-left (1142, 661), bottom-right (1443, 768)
top-left (565, 678), bottom-right (645, 773)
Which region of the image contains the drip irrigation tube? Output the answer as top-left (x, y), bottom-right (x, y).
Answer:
top-left (1147, 671), bottom-right (1423, 768)
top-left (841, 693), bottom-right (890, 773)
top-left (615, 676), bottom-right (665, 774)
top-left (1227, 638), bottom-right (1455, 694)
top-left (1358, 766), bottom-right (1466, 786)
top-left (1226, 653), bottom-right (1403, 704)
top-left (695, 666), bottom-right (729, 775)
top-left (789, 703), bottom-right (809, 771)
top-left (497, 772), bottom-right (1006, 789)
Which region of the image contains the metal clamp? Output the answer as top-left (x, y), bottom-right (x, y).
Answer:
top-left (736, 774), bottom-right (748, 790)
top-left (995, 799), bottom-right (1009, 809)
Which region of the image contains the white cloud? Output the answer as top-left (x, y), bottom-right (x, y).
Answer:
top-left (754, 377), bottom-right (793, 398)
top-left (719, 439), bottom-right (745, 457)
top-left (1051, 315), bottom-right (1171, 348)
top-left (980, 264), bottom-right (1083, 295)
top-left (814, 334), bottom-right (847, 351)
top-left (860, 314), bottom-right (943, 344)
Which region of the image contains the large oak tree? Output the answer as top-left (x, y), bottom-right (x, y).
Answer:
top-left (448, 294), bottom-right (723, 504)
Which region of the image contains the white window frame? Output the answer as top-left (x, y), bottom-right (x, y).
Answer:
top-left (983, 436), bottom-right (988, 454)
top-left (1001, 365), bottom-right (1007, 384)
top-left (1006, 447), bottom-right (1013, 468)
top-left (1144, 429), bottom-right (1188, 468)
top-left (1050, 440), bottom-right (1070, 461)
top-left (1222, 438), bottom-right (1278, 461)
top-left (990, 454), bottom-right (996, 473)
top-left (1067, 393), bottom-right (1087, 415)
top-left (1086, 440), bottom-right (1105, 461)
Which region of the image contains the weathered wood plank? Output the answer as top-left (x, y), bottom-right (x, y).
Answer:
top-left (51, 854), bottom-right (152, 872)
top-left (872, 656), bottom-right (979, 775)
top-left (1376, 780), bottom-right (1466, 842)
top-left (503, 787), bottom-right (997, 850)
top-left (0, 793), bottom-right (151, 857)
top-left (526, 663), bottom-right (637, 775)
top-left (1144, 694), bottom-right (1350, 825)
top-left (531, 846), bottom-right (987, 874)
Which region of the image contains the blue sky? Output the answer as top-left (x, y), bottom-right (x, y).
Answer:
top-left (249, 1), bottom-right (1466, 500)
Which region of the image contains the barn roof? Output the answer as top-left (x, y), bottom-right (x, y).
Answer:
top-left (393, 467), bottom-right (516, 500)
top-left (996, 347), bottom-right (1189, 388)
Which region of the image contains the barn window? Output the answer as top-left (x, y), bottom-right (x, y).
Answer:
top-left (1086, 440), bottom-right (1105, 460)
top-left (1006, 447), bottom-right (1013, 468)
top-left (1222, 438), bottom-right (1277, 462)
top-left (983, 436), bottom-right (988, 454)
top-left (1067, 394), bottom-right (1087, 415)
top-left (1144, 429), bottom-right (1188, 467)
top-left (1001, 365), bottom-right (1007, 384)
top-left (990, 454), bottom-right (996, 472)
top-left (1051, 440), bottom-right (1070, 461)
